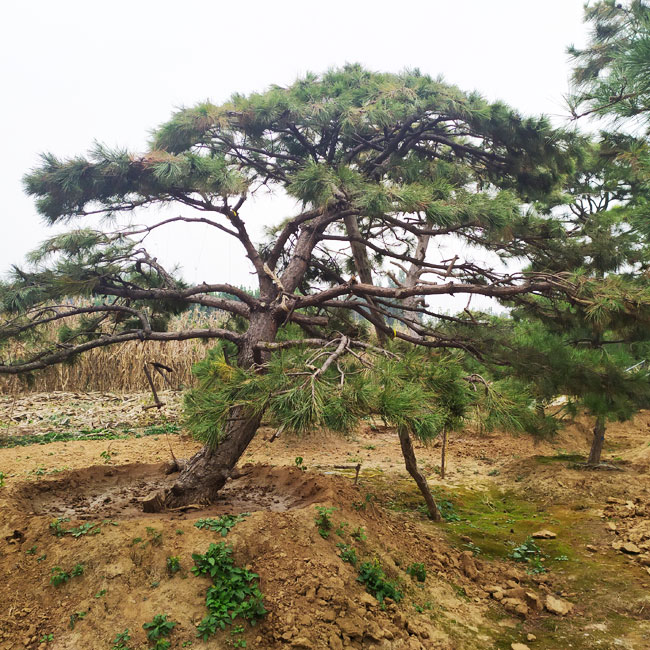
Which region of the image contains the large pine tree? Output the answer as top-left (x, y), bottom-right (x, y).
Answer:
top-left (1, 66), bottom-right (603, 510)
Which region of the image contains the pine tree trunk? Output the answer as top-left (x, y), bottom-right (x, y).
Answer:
top-left (587, 416), bottom-right (606, 466)
top-left (142, 312), bottom-right (277, 512)
top-left (397, 427), bottom-right (442, 522)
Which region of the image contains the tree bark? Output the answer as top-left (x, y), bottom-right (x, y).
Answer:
top-left (397, 427), bottom-right (442, 522)
top-left (343, 214), bottom-right (388, 345)
top-left (143, 311), bottom-right (278, 511)
top-left (587, 416), bottom-right (606, 466)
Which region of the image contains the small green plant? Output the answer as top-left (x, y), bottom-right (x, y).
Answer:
top-left (100, 449), bottom-right (117, 463)
top-left (294, 456), bottom-right (307, 471)
top-left (69, 610), bottom-right (87, 629)
top-left (194, 513), bottom-right (249, 537)
top-left (463, 541), bottom-right (482, 555)
top-left (25, 545), bottom-right (37, 555)
top-left (353, 493), bottom-right (374, 511)
top-left (314, 506), bottom-right (336, 539)
top-left (554, 554), bottom-right (569, 562)
top-left (112, 628), bottom-right (131, 650)
top-left (49, 517), bottom-right (71, 537)
top-left (192, 542), bottom-right (266, 639)
top-left (176, 529), bottom-right (184, 535)
top-left (50, 563), bottom-right (84, 587)
top-left (143, 614), bottom-right (177, 650)
top-left (509, 537), bottom-right (547, 574)
top-left (357, 560), bottom-right (403, 605)
top-left (39, 634), bottom-right (54, 644)
top-left (37, 554), bottom-right (47, 562)
top-left (350, 526), bottom-right (367, 541)
top-left (336, 543), bottom-right (358, 567)
top-left (405, 562), bottom-right (427, 582)
top-left (95, 589), bottom-right (107, 598)
top-left (362, 444), bottom-right (376, 450)
top-left (146, 527), bottom-right (163, 546)
top-left (231, 624), bottom-right (246, 647)
top-left (335, 521), bottom-right (348, 537)
top-left (166, 556), bottom-right (181, 575)
top-left (68, 522), bottom-right (101, 537)
top-left (0, 471), bottom-right (5, 487)
top-left (437, 498), bottom-right (461, 522)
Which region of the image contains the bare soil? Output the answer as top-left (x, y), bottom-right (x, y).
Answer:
top-left (1, 392), bottom-right (649, 649)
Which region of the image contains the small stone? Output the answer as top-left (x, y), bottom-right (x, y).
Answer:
top-left (545, 594), bottom-right (573, 616)
top-left (460, 551), bottom-right (479, 580)
top-left (511, 644), bottom-right (530, 650)
top-left (606, 522), bottom-right (617, 531)
top-left (586, 544), bottom-right (598, 552)
top-left (291, 638), bottom-right (313, 649)
top-left (328, 634), bottom-right (343, 650)
top-left (359, 592), bottom-right (377, 607)
top-left (532, 529), bottom-right (557, 539)
top-left (621, 542), bottom-right (641, 554)
top-left (527, 633), bottom-right (537, 641)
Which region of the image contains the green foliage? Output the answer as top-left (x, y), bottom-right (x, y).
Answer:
top-left (143, 614), bottom-right (177, 650)
top-left (0, 425), bottom-right (179, 449)
top-left (112, 629), bottom-right (131, 650)
top-left (314, 506), bottom-right (336, 539)
top-left (191, 542), bottom-right (266, 639)
top-left (68, 610), bottom-right (87, 630)
top-left (146, 527), bottom-right (163, 547)
top-left (194, 513), bottom-right (249, 536)
top-left (166, 556), bottom-right (181, 575)
top-left (509, 538), bottom-right (547, 574)
top-left (294, 456), bottom-right (306, 471)
top-left (50, 563), bottom-right (84, 587)
top-left (405, 562), bottom-right (427, 582)
top-left (357, 560), bottom-right (403, 604)
top-left (336, 543), bottom-right (358, 566)
top-left (49, 517), bottom-right (102, 538)
top-left (0, 471), bottom-right (4, 487)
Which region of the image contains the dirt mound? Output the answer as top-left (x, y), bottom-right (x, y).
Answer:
top-left (10, 464), bottom-right (333, 521)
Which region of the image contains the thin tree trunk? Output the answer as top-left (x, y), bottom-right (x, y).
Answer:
top-left (397, 427), bottom-right (442, 522)
top-left (587, 416), bottom-right (606, 466)
top-left (343, 214), bottom-right (387, 345)
top-left (440, 426), bottom-right (447, 480)
top-left (401, 234), bottom-right (431, 337)
top-left (143, 312), bottom-right (278, 511)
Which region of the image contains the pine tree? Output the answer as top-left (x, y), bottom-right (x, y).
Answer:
top-left (1, 66), bottom-right (597, 511)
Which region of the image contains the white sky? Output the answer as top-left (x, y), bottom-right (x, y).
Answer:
top-left (1, 0), bottom-right (589, 295)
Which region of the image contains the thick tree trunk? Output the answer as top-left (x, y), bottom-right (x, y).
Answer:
top-left (587, 416), bottom-right (606, 466)
top-left (397, 427), bottom-right (442, 522)
top-left (143, 312), bottom-right (278, 512)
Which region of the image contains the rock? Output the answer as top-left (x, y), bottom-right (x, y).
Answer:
top-left (364, 622), bottom-right (384, 642)
top-left (328, 634), bottom-right (343, 650)
top-left (359, 593), bottom-right (377, 608)
top-left (511, 644), bottom-right (530, 650)
top-left (527, 633), bottom-right (537, 641)
top-left (393, 612), bottom-right (407, 629)
top-left (460, 551), bottom-right (479, 579)
top-left (337, 616), bottom-right (365, 639)
top-left (502, 597), bottom-right (529, 617)
top-left (524, 591), bottom-right (543, 612)
top-left (620, 542), bottom-right (641, 554)
top-left (503, 587), bottom-right (527, 600)
top-left (545, 595), bottom-right (573, 616)
top-left (321, 608), bottom-right (336, 623)
top-left (532, 530), bottom-right (557, 539)
top-left (506, 579), bottom-right (520, 589)
top-left (291, 638), bottom-right (313, 649)
top-left (492, 590), bottom-right (504, 601)
top-left (607, 497), bottom-right (624, 504)
top-left (606, 522), bottom-right (617, 531)
top-left (586, 544), bottom-right (598, 552)
top-left (282, 631), bottom-right (294, 641)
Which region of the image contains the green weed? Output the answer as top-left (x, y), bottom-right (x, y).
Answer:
top-left (405, 562), bottom-right (427, 582)
top-left (192, 542), bottom-right (266, 639)
top-left (143, 614), bottom-right (177, 650)
top-left (194, 513), bottom-right (249, 537)
top-left (314, 506), bottom-right (336, 539)
top-left (357, 560), bottom-right (403, 604)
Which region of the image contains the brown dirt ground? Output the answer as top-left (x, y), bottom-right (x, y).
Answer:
top-left (1, 392), bottom-right (650, 649)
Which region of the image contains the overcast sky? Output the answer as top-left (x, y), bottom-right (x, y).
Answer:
top-left (2, 0), bottom-right (589, 291)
